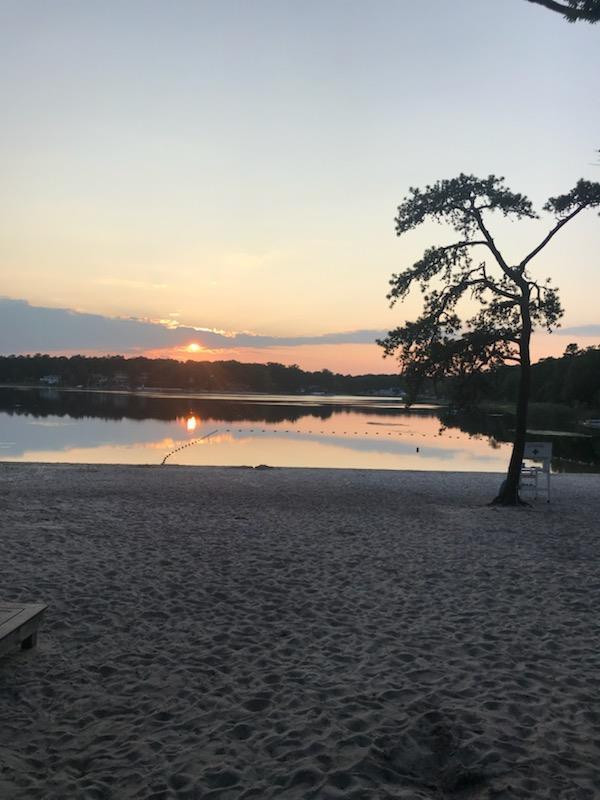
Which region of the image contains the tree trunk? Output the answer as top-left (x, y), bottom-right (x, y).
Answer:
top-left (492, 298), bottom-right (532, 506)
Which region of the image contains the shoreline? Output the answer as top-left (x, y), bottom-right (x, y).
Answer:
top-left (0, 382), bottom-right (427, 405)
top-left (2, 460), bottom-right (600, 477)
top-left (1, 465), bottom-right (599, 798)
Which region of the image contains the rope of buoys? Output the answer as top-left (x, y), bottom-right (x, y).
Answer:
top-left (160, 425), bottom-right (444, 464)
top-left (161, 429), bottom-right (219, 465)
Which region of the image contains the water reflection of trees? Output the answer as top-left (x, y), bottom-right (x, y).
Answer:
top-left (4, 387), bottom-right (597, 469)
top-left (439, 408), bottom-right (600, 470)
top-left (0, 388), bottom-right (439, 426)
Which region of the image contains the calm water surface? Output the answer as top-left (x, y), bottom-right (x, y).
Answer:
top-left (1, 387), bottom-right (598, 472)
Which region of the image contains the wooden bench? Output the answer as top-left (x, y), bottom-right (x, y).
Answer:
top-left (0, 603), bottom-right (47, 659)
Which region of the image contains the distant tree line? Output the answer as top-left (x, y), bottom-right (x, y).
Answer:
top-left (490, 345), bottom-right (600, 407)
top-left (0, 354), bottom-right (405, 396)
top-left (441, 345), bottom-right (600, 409)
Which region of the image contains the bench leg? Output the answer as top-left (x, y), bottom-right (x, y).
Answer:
top-left (21, 631), bottom-right (38, 650)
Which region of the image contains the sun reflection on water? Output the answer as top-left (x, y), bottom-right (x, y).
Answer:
top-left (0, 390), bottom-right (523, 471)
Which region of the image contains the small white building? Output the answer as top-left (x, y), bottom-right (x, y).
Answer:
top-left (40, 375), bottom-right (60, 386)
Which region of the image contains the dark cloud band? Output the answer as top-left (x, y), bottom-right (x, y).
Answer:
top-left (556, 325), bottom-right (600, 337)
top-left (0, 298), bottom-right (385, 353)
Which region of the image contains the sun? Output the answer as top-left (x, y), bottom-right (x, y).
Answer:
top-left (187, 342), bottom-right (202, 353)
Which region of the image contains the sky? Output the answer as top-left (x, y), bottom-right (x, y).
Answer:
top-left (0, 0), bottom-right (599, 373)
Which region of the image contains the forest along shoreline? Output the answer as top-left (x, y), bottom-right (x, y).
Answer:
top-left (1, 344), bottom-right (600, 409)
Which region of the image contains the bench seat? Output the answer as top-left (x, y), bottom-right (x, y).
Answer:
top-left (0, 603), bottom-right (47, 659)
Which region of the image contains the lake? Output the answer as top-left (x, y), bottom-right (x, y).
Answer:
top-left (1, 387), bottom-right (598, 472)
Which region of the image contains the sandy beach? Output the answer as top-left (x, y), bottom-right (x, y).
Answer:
top-left (1, 463), bottom-right (599, 799)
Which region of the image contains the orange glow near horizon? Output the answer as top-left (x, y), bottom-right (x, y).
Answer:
top-left (186, 415), bottom-right (198, 432)
top-left (44, 333), bottom-right (600, 376)
top-left (187, 342), bottom-right (202, 353)
top-left (143, 343), bottom-right (391, 374)
top-left (142, 334), bottom-right (600, 375)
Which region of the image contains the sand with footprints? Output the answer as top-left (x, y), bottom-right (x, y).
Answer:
top-left (1, 463), bottom-right (599, 798)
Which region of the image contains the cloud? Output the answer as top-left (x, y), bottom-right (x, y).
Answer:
top-left (556, 325), bottom-right (600, 337)
top-left (0, 297), bottom-right (385, 354)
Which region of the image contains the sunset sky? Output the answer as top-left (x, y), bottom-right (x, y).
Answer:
top-left (1, 0), bottom-right (599, 373)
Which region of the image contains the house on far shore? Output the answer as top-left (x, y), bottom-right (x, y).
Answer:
top-left (39, 374), bottom-right (60, 386)
top-left (112, 371), bottom-right (129, 387)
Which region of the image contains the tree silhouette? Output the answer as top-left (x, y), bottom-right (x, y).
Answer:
top-left (378, 174), bottom-right (600, 505)
top-left (524, 0), bottom-right (600, 23)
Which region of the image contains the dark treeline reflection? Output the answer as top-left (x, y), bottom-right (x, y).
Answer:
top-left (2, 388), bottom-right (599, 469)
top-left (0, 387), bottom-right (430, 425)
top-left (439, 407), bottom-right (600, 472)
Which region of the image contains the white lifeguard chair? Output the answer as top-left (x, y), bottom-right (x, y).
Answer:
top-left (519, 441), bottom-right (552, 502)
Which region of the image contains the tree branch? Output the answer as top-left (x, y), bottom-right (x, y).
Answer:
top-left (519, 205), bottom-right (585, 271)
top-left (471, 205), bottom-right (515, 279)
top-left (387, 241), bottom-right (489, 306)
top-left (426, 268), bottom-right (508, 332)
top-left (440, 240), bottom-right (488, 251)
top-left (525, 0), bottom-right (600, 22)
top-left (481, 263), bottom-right (520, 300)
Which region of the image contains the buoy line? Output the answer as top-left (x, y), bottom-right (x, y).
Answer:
top-left (160, 425), bottom-right (466, 464)
top-left (161, 429), bottom-right (220, 465)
